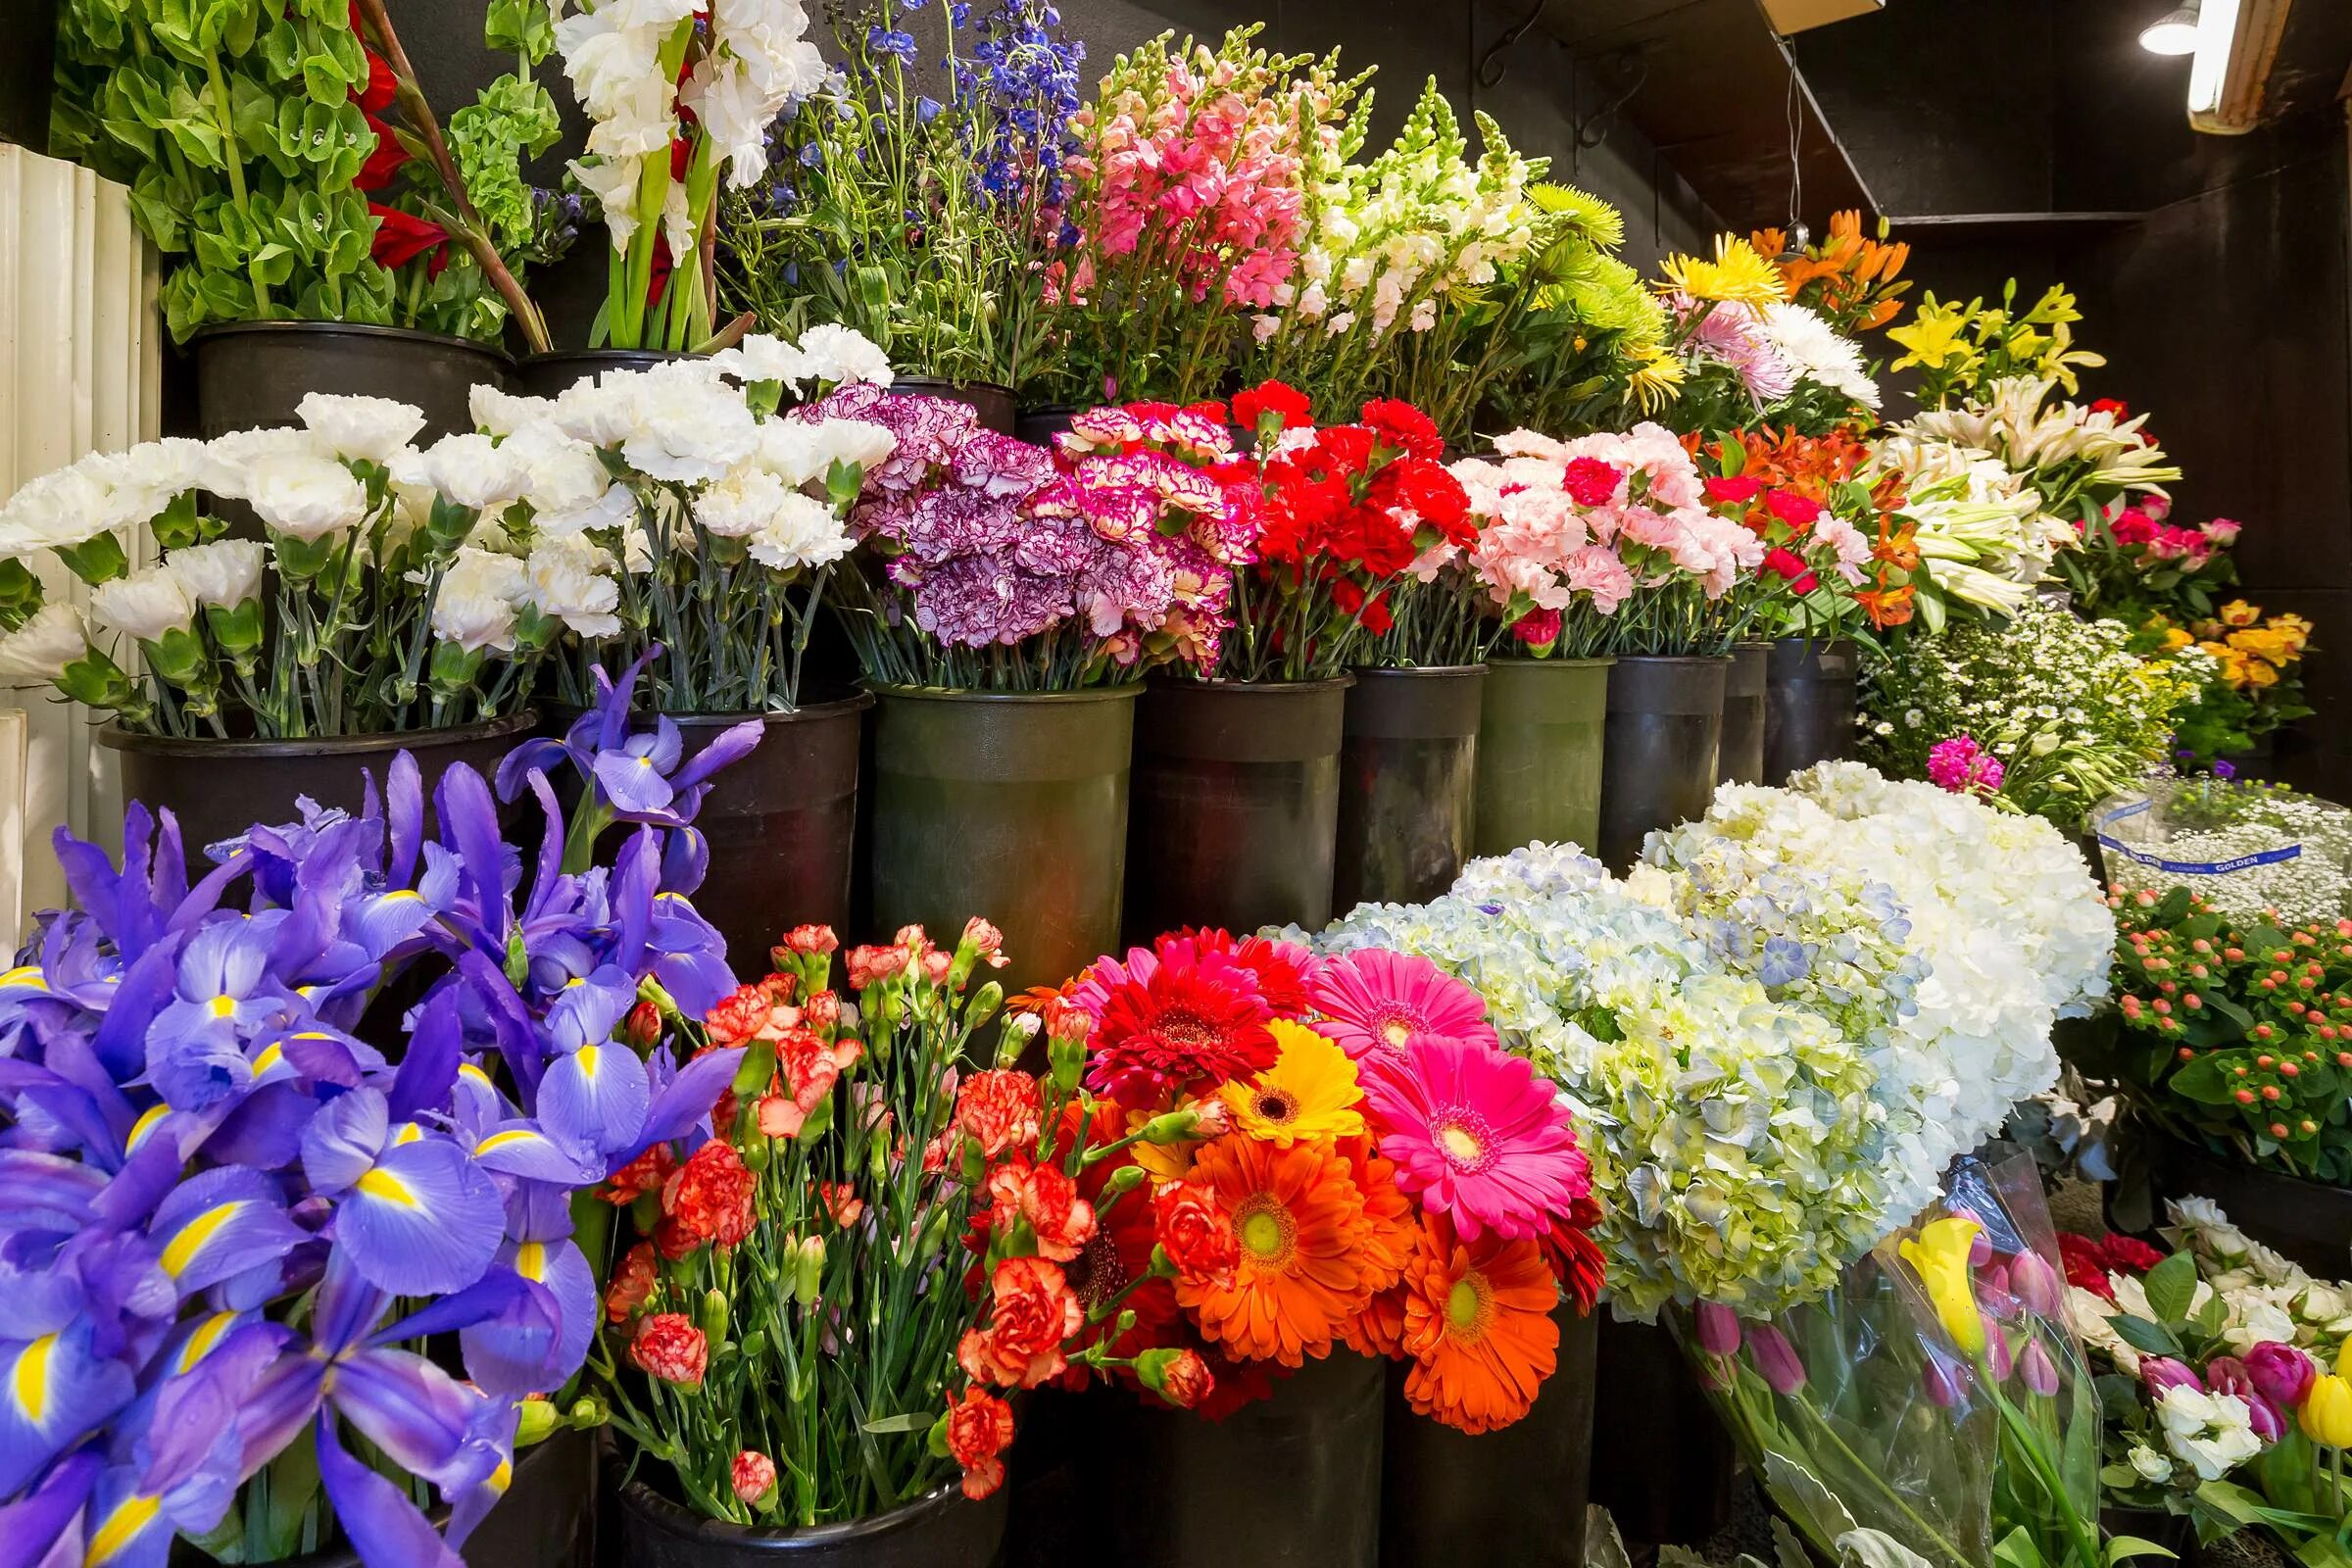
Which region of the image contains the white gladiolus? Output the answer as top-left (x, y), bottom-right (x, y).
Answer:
top-left (297, 393), bottom-right (427, 464)
top-left (567, 154), bottom-right (648, 254)
top-left (748, 491), bottom-right (852, 570)
top-left (0, 604), bottom-right (91, 681)
top-left (89, 567), bottom-right (195, 643)
top-left (244, 453), bottom-right (370, 540)
top-left (394, 433), bottom-right (535, 513)
top-left (167, 540), bottom-right (266, 608)
top-left (524, 534), bottom-right (622, 638)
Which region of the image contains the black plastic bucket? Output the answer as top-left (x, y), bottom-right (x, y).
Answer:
top-left (511, 348), bottom-right (692, 400)
top-left (189, 321), bottom-right (511, 440)
top-left (1762, 637), bottom-right (1858, 779)
top-left (617, 1473), bottom-right (1007, 1567)
top-left (1334, 665), bottom-right (1485, 911)
top-left (867, 685), bottom-right (1138, 996)
top-left (2144, 1130), bottom-right (2352, 1278)
top-left (1597, 656), bottom-right (1728, 871)
top-left (1719, 641), bottom-right (1770, 786)
top-left (1589, 1313), bottom-right (1743, 1546)
top-left (1125, 677), bottom-right (1352, 942)
top-left (1471, 658), bottom-right (1610, 858)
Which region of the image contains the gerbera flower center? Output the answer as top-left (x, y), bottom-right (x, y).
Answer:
top-left (1234, 1196), bottom-right (1298, 1271)
top-left (1253, 1088), bottom-right (1300, 1126)
top-left (1152, 1008), bottom-right (1219, 1050)
top-left (1070, 1230), bottom-right (1126, 1308)
top-left (1446, 1269), bottom-right (1495, 1339)
top-left (1377, 1005), bottom-right (1425, 1049)
top-left (1434, 1107), bottom-right (1498, 1174)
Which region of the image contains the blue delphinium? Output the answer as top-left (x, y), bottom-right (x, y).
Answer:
top-left (0, 668), bottom-right (754, 1564)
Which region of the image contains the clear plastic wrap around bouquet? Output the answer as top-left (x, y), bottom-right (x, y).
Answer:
top-left (2094, 776), bottom-right (2352, 926)
top-left (1675, 1152), bottom-right (2107, 1568)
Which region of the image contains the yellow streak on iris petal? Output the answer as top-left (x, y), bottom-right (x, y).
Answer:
top-left (251, 1043), bottom-right (284, 1075)
top-left (516, 1242), bottom-right (546, 1282)
top-left (13, 1334), bottom-right (55, 1424)
top-left (127, 1103), bottom-right (171, 1150)
top-left (161, 1200), bottom-right (247, 1277)
top-left (460, 1062), bottom-right (495, 1087)
top-left (207, 996), bottom-right (236, 1020)
top-left (475, 1129), bottom-right (540, 1156)
top-left (1, 964), bottom-right (47, 990)
top-left (83, 1494), bottom-right (163, 1566)
top-left (356, 1168), bottom-right (418, 1206)
top-left (177, 1311), bottom-right (239, 1372)
top-left (576, 1045), bottom-right (600, 1080)
top-left (392, 1123), bottom-right (423, 1146)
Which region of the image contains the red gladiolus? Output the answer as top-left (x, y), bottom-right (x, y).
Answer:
top-left (356, 113), bottom-right (408, 192)
top-left (368, 204), bottom-right (449, 272)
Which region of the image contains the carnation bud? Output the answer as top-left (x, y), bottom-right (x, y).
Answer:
top-left (1138, 1108), bottom-right (1201, 1145)
top-left (700, 1288), bottom-right (730, 1348)
top-left (964, 981), bottom-right (1004, 1029)
top-left (624, 999), bottom-right (662, 1049)
top-left (795, 1236), bottom-right (826, 1303)
top-left (998, 1012), bottom-right (1041, 1067)
top-left (515, 1398), bottom-right (558, 1446)
top-left (732, 1449), bottom-right (780, 1511)
top-left (1134, 1348), bottom-right (1214, 1409)
top-left (1048, 1028), bottom-right (1085, 1090)
top-left (567, 1396), bottom-right (606, 1428)
top-left (1101, 1163), bottom-right (1150, 1200)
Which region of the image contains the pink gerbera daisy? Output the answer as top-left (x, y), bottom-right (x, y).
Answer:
top-left (1365, 1036), bottom-right (1591, 1243)
top-left (1309, 950), bottom-right (1497, 1066)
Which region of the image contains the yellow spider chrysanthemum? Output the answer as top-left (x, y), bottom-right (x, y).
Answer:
top-left (1218, 1019), bottom-right (1365, 1149)
top-left (1656, 235), bottom-right (1786, 309)
top-left (1625, 347), bottom-right (1687, 413)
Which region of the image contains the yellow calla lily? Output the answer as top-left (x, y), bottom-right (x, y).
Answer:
top-left (1899, 1216), bottom-right (1985, 1355)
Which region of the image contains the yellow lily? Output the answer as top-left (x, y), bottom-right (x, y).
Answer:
top-left (1899, 1216), bottom-right (1985, 1354)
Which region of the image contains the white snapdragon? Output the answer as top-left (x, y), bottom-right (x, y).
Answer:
top-left (297, 393), bottom-right (426, 464)
top-left (88, 567), bottom-right (195, 643)
top-left (0, 604), bottom-right (91, 681)
top-left (166, 540), bottom-right (266, 609)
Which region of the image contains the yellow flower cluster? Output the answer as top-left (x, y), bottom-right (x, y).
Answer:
top-left (1656, 236), bottom-right (1786, 309)
top-left (2187, 600), bottom-right (2312, 691)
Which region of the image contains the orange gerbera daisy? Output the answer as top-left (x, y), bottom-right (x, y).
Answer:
top-left (1339, 1134), bottom-right (1415, 1295)
top-left (1176, 1135), bottom-right (1372, 1366)
top-left (1343, 1285), bottom-right (1409, 1360)
top-left (1401, 1213), bottom-right (1560, 1434)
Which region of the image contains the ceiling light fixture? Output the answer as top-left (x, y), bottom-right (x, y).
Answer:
top-left (2185, 0), bottom-right (2244, 118)
top-left (2138, 0), bottom-right (2201, 54)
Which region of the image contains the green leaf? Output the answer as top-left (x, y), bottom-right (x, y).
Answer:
top-left (2141, 1252), bottom-right (2199, 1325)
top-left (484, 0), bottom-right (554, 61)
top-left (2164, 1054), bottom-right (2237, 1106)
top-left (2109, 1314), bottom-right (2186, 1358)
top-left (859, 1412), bottom-right (931, 1435)
top-left (1993, 1525), bottom-right (2051, 1568)
top-left (2104, 1538), bottom-right (2176, 1565)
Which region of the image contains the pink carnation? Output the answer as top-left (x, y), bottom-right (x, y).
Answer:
top-left (1927, 734), bottom-right (2005, 797)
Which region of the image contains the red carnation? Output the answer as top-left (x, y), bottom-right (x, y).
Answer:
top-left (705, 983), bottom-right (771, 1045)
top-left (1153, 1180), bottom-right (1239, 1288)
top-left (956, 1068), bottom-right (1043, 1158)
top-left (1704, 474), bottom-right (1764, 506)
top-left (958, 1256), bottom-right (1082, 1389)
top-left (1764, 546), bottom-right (1812, 581)
top-left (986, 1154), bottom-right (1098, 1263)
top-left (1765, 489), bottom-right (1825, 527)
top-left (847, 944), bottom-right (910, 989)
top-left (1232, 380), bottom-right (1312, 436)
top-left (1311, 424), bottom-right (1377, 479)
top-left (1562, 458), bottom-right (1625, 508)
top-left (779, 923), bottom-right (839, 956)
top-left (1392, 459), bottom-right (1473, 539)
top-left (602, 1144), bottom-right (675, 1206)
top-left (630, 1313), bottom-right (708, 1388)
top-left (1360, 398), bottom-right (1444, 461)
top-left (2100, 1234), bottom-right (2166, 1274)
top-left (604, 1242), bottom-right (659, 1325)
top-left (2058, 1233), bottom-right (2116, 1299)
top-left (661, 1139), bottom-right (757, 1253)
top-left (1512, 607), bottom-right (1562, 654)
top-left (1136, 1347), bottom-right (1216, 1409)
top-left (731, 1450), bottom-right (778, 1508)
top-left (943, 1387), bottom-right (1016, 1500)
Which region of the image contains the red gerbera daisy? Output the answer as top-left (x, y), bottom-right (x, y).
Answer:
top-left (1170, 928), bottom-right (1319, 1017)
top-left (1074, 943), bottom-right (1279, 1108)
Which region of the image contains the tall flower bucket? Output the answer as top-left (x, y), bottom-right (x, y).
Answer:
top-left (1379, 1305), bottom-right (1599, 1568)
top-left (1719, 641), bottom-right (1771, 786)
top-left (511, 347), bottom-right (693, 399)
top-left (868, 685), bottom-right (1139, 999)
top-left (1125, 677), bottom-right (1353, 942)
top-left (1596, 656), bottom-right (1729, 871)
top-left (1762, 637), bottom-right (1858, 779)
top-left (616, 1472), bottom-right (1009, 1567)
top-left (101, 713), bottom-right (539, 874)
top-left (2143, 1129), bottom-right (2352, 1277)
top-left (1098, 1351), bottom-right (1385, 1568)
top-left (1588, 1314), bottom-right (1743, 1546)
top-left (1334, 665), bottom-right (1486, 911)
top-left (190, 321), bottom-right (511, 441)
top-left (1471, 658), bottom-right (1611, 858)
top-left (677, 697), bottom-right (870, 967)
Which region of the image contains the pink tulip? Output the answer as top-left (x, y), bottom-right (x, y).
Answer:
top-left (1749, 1325), bottom-right (1808, 1396)
top-left (1693, 1302), bottom-right (1741, 1357)
top-left (2009, 1251), bottom-right (2066, 1318)
top-left (2246, 1342), bottom-right (2317, 1407)
top-left (2021, 1340), bottom-right (2061, 1397)
top-left (2140, 1356), bottom-right (2204, 1396)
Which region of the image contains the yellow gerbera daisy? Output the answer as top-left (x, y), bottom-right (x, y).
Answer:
top-left (1656, 235), bottom-right (1785, 309)
top-left (1218, 1020), bottom-right (1364, 1149)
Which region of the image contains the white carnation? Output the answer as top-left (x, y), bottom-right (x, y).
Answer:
top-left (244, 453), bottom-right (370, 540)
top-left (793, 323), bottom-right (893, 388)
top-left (524, 534), bottom-right (622, 638)
top-left (0, 604), bottom-right (91, 681)
top-left (471, 383), bottom-right (557, 439)
top-left (394, 433), bottom-right (534, 513)
top-left (199, 426), bottom-right (323, 498)
top-left (696, 465), bottom-right (789, 538)
top-left (88, 567), bottom-right (195, 643)
top-left (621, 360), bottom-right (759, 483)
top-left (0, 463), bottom-right (120, 554)
top-left (166, 540), bottom-right (265, 608)
top-left (297, 392), bottom-right (426, 463)
top-left (428, 546), bottom-right (531, 653)
top-left (709, 333), bottom-right (811, 388)
top-left (748, 491), bottom-right (851, 570)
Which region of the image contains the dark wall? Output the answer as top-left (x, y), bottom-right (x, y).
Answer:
top-left (1799, 0), bottom-right (2352, 794)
